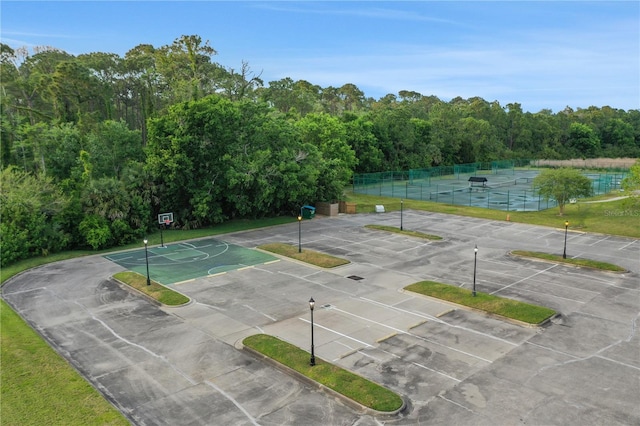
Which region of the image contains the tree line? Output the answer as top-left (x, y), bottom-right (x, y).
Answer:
top-left (1, 35), bottom-right (639, 266)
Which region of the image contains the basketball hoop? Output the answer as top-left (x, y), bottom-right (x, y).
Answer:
top-left (158, 212), bottom-right (174, 248)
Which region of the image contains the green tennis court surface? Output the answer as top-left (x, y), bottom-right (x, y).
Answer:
top-left (104, 238), bottom-right (277, 284)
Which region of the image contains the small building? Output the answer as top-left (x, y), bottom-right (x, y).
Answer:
top-left (468, 176), bottom-right (488, 188)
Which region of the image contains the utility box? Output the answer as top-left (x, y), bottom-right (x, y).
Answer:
top-left (301, 205), bottom-right (316, 219)
top-left (375, 205), bottom-right (385, 213)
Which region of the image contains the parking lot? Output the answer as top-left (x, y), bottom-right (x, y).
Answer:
top-left (3, 210), bottom-right (639, 425)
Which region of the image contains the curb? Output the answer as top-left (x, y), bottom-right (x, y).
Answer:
top-left (235, 338), bottom-right (408, 418)
top-left (400, 288), bottom-right (552, 329)
top-left (111, 277), bottom-right (193, 308)
top-left (509, 251), bottom-right (629, 274)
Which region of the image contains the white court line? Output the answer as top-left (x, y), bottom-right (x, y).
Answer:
top-left (178, 243), bottom-right (209, 257)
top-left (490, 264), bottom-right (558, 295)
top-left (298, 318), bottom-right (373, 348)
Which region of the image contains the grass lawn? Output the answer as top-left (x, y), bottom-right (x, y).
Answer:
top-left (1, 299), bottom-right (130, 426)
top-left (113, 271), bottom-right (190, 305)
top-left (258, 243), bottom-right (350, 268)
top-left (364, 224), bottom-right (442, 240)
top-left (343, 190), bottom-right (640, 238)
top-left (243, 334), bottom-right (403, 412)
top-left (405, 281), bottom-right (556, 325)
top-left (511, 250), bottom-right (626, 272)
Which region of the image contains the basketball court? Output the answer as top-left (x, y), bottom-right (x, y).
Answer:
top-left (104, 238), bottom-right (278, 284)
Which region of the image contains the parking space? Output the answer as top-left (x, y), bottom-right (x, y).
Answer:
top-left (3, 210), bottom-right (639, 425)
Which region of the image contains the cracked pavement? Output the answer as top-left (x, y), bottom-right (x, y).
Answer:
top-left (3, 211), bottom-right (639, 425)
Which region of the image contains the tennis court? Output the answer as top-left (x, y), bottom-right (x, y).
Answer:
top-left (104, 238), bottom-right (277, 284)
top-left (353, 161), bottom-right (627, 212)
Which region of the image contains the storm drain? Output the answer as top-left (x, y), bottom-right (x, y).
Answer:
top-left (347, 275), bottom-right (364, 281)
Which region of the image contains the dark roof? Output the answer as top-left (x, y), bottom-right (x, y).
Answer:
top-left (468, 177), bottom-right (488, 182)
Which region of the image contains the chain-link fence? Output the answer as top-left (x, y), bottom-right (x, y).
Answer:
top-left (352, 160), bottom-right (627, 212)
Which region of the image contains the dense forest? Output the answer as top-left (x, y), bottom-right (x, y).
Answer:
top-left (1, 35), bottom-right (639, 266)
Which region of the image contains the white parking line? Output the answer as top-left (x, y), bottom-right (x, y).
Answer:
top-left (588, 235), bottom-right (610, 246)
top-left (413, 361), bottom-right (461, 382)
top-left (298, 317), bottom-right (373, 348)
top-left (323, 302), bottom-right (499, 364)
top-left (490, 264), bottom-right (558, 295)
top-left (619, 240), bottom-right (637, 250)
top-left (360, 297), bottom-right (519, 347)
top-left (243, 304), bottom-right (277, 322)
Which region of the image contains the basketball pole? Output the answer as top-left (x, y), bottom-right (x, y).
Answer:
top-left (160, 224), bottom-right (165, 248)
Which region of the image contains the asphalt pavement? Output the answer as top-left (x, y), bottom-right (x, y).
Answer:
top-left (3, 210), bottom-right (639, 425)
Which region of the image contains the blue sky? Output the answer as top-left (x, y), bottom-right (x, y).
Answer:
top-left (2, 1), bottom-right (638, 113)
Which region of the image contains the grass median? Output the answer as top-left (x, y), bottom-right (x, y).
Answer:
top-left (511, 250), bottom-right (626, 272)
top-left (113, 271), bottom-right (190, 305)
top-left (258, 243), bottom-right (350, 268)
top-left (405, 281), bottom-right (556, 325)
top-left (243, 334), bottom-right (403, 412)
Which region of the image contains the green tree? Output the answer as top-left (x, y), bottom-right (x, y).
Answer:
top-left (295, 113), bottom-right (356, 201)
top-left (0, 167), bottom-right (69, 265)
top-left (621, 159), bottom-right (640, 206)
top-left (86, 120), bottom-right (143, 179)
top-left (568, 122), bottom-right (600, 158)
top-left (146, 96), bottom-right (234, 226)
top-left (533, 168), bottom-right (593, 216)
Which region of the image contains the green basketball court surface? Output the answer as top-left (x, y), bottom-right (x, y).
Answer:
top-left (104, 238), bottom-right (278, 284)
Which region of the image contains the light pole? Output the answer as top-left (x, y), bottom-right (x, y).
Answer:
top-left (563, 220), bottom-right (569, 259)
top-left (309, 297), bottom-right (316, 366)
top-left (298, 215), bottom-right (302, 253)
top-left (144, 239), bottom-right (151, 286)
top-left (473, 245), bottom-right (478, 296)
top-left (400, 199), bottom-right (404, 231)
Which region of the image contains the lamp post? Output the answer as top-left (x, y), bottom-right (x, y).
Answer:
top-left (563, 220), bottom-right (569, 259)
top-left (144, 239), bottom-right (150, 286)
top-left (473, 245), bottom-right (478, 296)
top-left (309, 297), bottom-right (316, 366)
top-left (400, 199), bottom-right (404, 231)
top-left (298, 215), bottom-right (302, 253)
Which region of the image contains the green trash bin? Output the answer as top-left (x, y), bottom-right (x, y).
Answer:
top-left (301, 205), bottom-right (316, 219)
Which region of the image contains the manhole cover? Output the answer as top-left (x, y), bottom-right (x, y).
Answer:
top-left (347, 275), bottom-right (364, 281)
